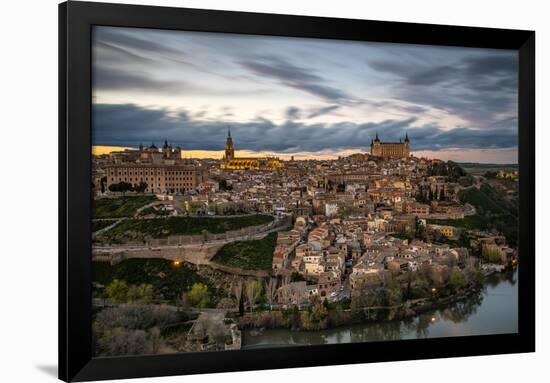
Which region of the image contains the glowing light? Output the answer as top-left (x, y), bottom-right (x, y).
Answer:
top-left (431, 316), bottom-right (436, 322)
top-left (172, 260), bottom-right (181, 267)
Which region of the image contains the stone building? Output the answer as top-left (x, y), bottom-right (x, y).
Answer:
top-left (370, 133), bottom-right (410, 158)
top-left (103, 140), bottom-right (207, 194)
top-left (105, 164), bottom-right (207, 194)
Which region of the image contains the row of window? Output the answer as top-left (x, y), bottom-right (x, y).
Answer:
top-left (109, 177), bottom-right (195, 183)
top-left (108, 169), bottom-right (198, 176)
top-left (109, 177), bottom-right (161, 183)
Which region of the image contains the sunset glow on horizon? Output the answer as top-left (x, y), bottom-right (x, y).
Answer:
top-left (92, 145), bottom-right (518, 164)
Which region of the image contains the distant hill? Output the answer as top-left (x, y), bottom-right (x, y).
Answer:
top-left (457, 162), bottom-right (518, 169)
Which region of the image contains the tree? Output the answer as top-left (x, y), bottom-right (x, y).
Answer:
top-left (416, 186), bottom-right (428, 203)
top-left (290, 271), bottom-right (305, 282)
top-left (149, 327), bottom-right (162, 354)
top-left (307, 295), bottom-right (328, 325)
top-left (244, 280), bottom-right (262, 311)
top-left (216, 204), bottom-right (223, 215)
top-left (464, 266), bottom-right (484, 286)
top-left (404, 271), bottom-right (415, 298)
top-left (322, 297), bottom-right (330, 310)
top-left (411, 275), bottom-right (431, 299)
top-left (231, 279), bottom-right (244, 316)
top-left (432, 230), bottom-right (442, 243)
top-left (201, 229), bottom-right (209, 244)
top-left (219, 179), bottom-right (232, 191)
top-left (108, 181), bottom-right (133, 195)
top-left (126, 283), bottom-right (154, 304)
top-left (350, 282), bottom-right (383, 319)
top-left (265, 278), bottom-right (278, 309)
top-left (188, 283), bottom-right (210, 308)
top-left (285, 304), bottom-right (301, 329)
top-left (448, 268), bottom-right (466, 292)
top-left (414, 216), bottom-right (427, 241)
top-left (176, 291), bottom-right (190, 310)
top-left (105, 279), bottom-right (129, 303)
top-left (100, 176), bottom-right (107, 193)
top-left (281, 275), bottom-right (291, 288)
top-left (134, 182), bottom-right (148, 193)
top-left (383, 274), bottom-right (403, 307)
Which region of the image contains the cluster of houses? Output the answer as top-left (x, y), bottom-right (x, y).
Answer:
top-left (271, 214), bottom-right (475, 307)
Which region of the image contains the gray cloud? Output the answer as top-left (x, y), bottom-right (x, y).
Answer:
top-left (94, 27), bottom-right (180, 56)
top-left (93, 64), bottom-right (271, 98)
top-left (285, 106), bottom-right (301, 120)
top-left (239, 57), bottom-right (354, 104)
top-left (94, 41), bottom-right (157, 65)
top-left (307, 105), bottom-right (341, 119)
top-left (464, 55), bottom-right (517, 76)
top-left (407, 65), bottom-right (457, 86)
top-left (93, 103), bottom-right (518, 153)
top-left (93, 66), bottom-right (188, 94)
top-left (367, 52), bottom-right (517, 126)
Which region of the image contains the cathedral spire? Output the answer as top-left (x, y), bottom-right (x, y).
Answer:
top-left (225, 127), bottom-right (234, 160)
top-left (405, 132), bottom-right (410, 142)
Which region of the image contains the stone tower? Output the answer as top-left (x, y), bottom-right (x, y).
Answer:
top-left (370, 132), bottom-right (382, 156)
top-left (224, 128), bottom-right (235, 160)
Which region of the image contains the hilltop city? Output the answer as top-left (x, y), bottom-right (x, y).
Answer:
top-left (91, 131), bottom-right (519, 355)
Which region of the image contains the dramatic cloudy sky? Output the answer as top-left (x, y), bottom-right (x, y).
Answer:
top-left (92, 26), bottom-right (518, 163)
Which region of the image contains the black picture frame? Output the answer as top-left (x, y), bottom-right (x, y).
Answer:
top-left (59, 1), bottom-right (535, 381)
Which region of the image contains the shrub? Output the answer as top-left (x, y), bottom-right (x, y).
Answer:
top-left (448, 268), bottom-right (466, 292)
top-left (105, 279), bottom-right (129, 303)
top-left (97, 328), bottom-right (150, 356)
top-left (482, 246), bottom-right (503, 264)
top-left (188, 283), bottom-right (210, 308)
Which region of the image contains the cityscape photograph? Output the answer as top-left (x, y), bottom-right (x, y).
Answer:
top-left (91, 26), bottom-right (519, 356)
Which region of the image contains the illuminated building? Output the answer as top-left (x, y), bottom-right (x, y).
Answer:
top-left (221, 128), bottom-right (282, 171)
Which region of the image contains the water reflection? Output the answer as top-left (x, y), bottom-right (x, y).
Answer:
top-left (242, 270), bottom-right (518, 349)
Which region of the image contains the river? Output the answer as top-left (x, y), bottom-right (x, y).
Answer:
top-left (242, 270), bottom-right (518, 349)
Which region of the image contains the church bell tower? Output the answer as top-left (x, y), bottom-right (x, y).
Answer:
top-left (225, 128), bottom-right (235, 160)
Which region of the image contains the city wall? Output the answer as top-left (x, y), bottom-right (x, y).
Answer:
top-left (94, 242), bottom-right (225, 265)
top-left (145, 221), bottom-right (276, 247)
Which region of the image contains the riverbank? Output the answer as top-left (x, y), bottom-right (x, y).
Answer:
top-left (237, 267), bottom-right (513, 334)
top-left (242, 269), bottom-right (518, 348)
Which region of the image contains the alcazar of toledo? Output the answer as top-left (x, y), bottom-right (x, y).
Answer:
top-left (370, 133), bottom-right (411, 158)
